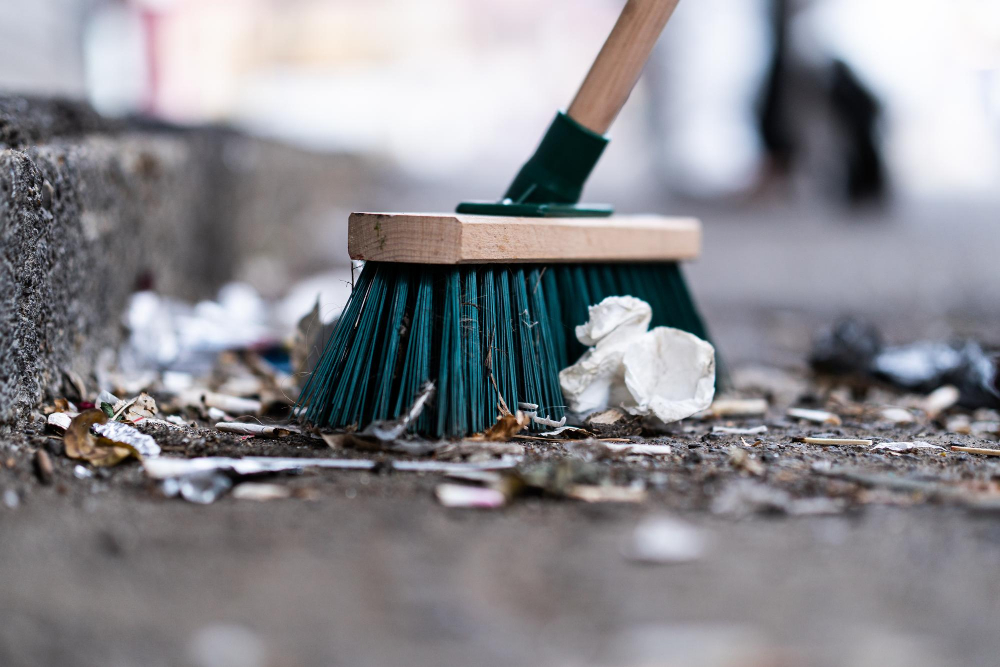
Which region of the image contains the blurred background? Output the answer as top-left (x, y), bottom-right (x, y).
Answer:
top-left (4, 0), bottom-right (1000, 360)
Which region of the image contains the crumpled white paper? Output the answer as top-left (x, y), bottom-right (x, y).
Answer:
top-left (559, 296), bottom-right (715, 423)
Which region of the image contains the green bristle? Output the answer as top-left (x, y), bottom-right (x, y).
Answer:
top-left (299, 260), bottom-right (713, 438)
top-left (539, 268), bottom-right (568, 370)
top-left (438, 271), bottom-right (465, 436)
top-left (371, 271), bottom-right (408, 421)
top-left (462, 271), bottom-right (485, 433)
top-left (494, 269), bottom-right (519, 413)
top-left (396, 270), bottom-right (433, 430)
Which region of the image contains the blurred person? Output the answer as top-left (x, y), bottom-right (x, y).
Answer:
top-left (646, 0), bottom-right (999, 208)
top-left (757, 0), bottom-right (886, 205)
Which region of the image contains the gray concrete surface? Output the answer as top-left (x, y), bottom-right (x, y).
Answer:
top-left (0, 96), bottom-right (371, 423)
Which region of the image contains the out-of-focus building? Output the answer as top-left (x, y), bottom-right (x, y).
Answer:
top-left (3, 0), bottom-right (999, 203)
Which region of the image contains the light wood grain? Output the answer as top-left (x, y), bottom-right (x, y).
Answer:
top-left (348, 212), bottom-right (700, 265)
top-left (567, 0), bottom-right (682, 134)
top-left (951, 446), bottom-right (1000, 457)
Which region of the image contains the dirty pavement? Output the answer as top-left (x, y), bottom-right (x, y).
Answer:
top-left (2, 275), bottom-right (1000, 667)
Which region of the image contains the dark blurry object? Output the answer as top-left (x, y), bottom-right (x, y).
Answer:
top-left (873, 341), bottom-right (999, 409)
top-left (810, 319), bottom-right (882, 376)
top-left (757, 1), bottom-right (886, 205)
top-left (757, 0), bottom-right (795, 174)
top-left (810, 319), bottom-right (1000, 409)
top-left (829, 60), bottom-right (886, 204)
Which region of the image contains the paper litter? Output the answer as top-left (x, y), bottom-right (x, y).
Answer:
top-left (559, 296), bottom-right (715, 424)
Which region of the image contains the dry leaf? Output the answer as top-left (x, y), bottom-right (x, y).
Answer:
top-left (120, 392), bottom-right (157, 422)
top-left (44, 397), bottom-right (78, 415)
top-left (292, 298), bottom-right (322, 378)
top-left (64, 409), bottom-right (133, 467)
top-left (476, 411), bottom-right (530, 442)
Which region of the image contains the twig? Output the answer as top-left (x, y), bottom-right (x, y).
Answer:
top-left (951, 445), bottom-right (1000, 457)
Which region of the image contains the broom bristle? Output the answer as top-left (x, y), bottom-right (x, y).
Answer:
top-left (298, 261), bottom-right (710, 438)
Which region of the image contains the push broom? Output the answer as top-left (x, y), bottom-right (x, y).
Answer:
top-left (299, 0), bottom-right (713, 437)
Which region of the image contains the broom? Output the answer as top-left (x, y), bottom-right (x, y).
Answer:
top-left (299, 0), bottom-right (713, 437)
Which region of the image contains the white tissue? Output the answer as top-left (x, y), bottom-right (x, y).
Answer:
top-left (559, 296), bottom-right (715, 423)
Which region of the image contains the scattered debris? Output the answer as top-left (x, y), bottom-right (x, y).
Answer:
top-left (199, 392), bottom-right (262, 416)
top-left (291, 298), bottom-right (323, 378)
top-left (435, 483), bottom-right (507, 509)
top-left (812, 465), bottom-right (966, 501)
top-left (148, 456), bottom-right (375, 504)
top-left (215, 422), bottom-right (291, 438)
top-left (3, 489), bottom-right (19, 509)
top-left (703, 398), bottom-right (768, 418)
top-left (566, 484), bottom-right (648, 503)
top-left (711, 480), bottom-right (792, 517)
top-left (476, 411), bottom-right (531, 441)
top-left (601, 442), bottom-right (672, 455)
top-left (334, 383), bottom-right (441, 454)
top-left (517, 402), bottom-right (566, 428)
top-left (47, 412), bottom-right (73, 434)
top-left (164, 471), bottom-right (234, 504)
top-left (787, 407), bottom-right (842, 425)
top-left (951, 445), bottom-right (1000, 457)
top-left (45, 397), bottom-right (78, 415)
top-left (970, 420), bottom-right (1000, 436)
top-left (922, 385), bottom-right (960, 419)
top-left (585, 407), bottom-right (641, 437)
top-left (871, 441), bottom-right (944, 453)
top-left (559, 296), bottom-right (715, 423)
top-left (124, 282), bottom-right (285, 375)
top-left (712, 480), bottom-right (844, 517)
top-left (320, 433), bottom-right (345, 449)
top-left (64, 410), bottom-right (133, 467)
top-left (113, 392), bottom-right (158, 423)
top-left (144, 456), bottom-right (377, 480)
top-left (728, 446), bottom-right (765, 476)
top-left (136, 417), bottom-right (186, 430)
top-left (435, 441), bottom-right (525, 461)
top-left (530, 425), bottom-right (593, 440)
top-left (623, 516), bottom-right (707, 564)
top-left (946, 414), bottom-right (972, 434)
top-left (794, 436), bottom-right (873, 447)
top-left (97, 390), bottom-right (119, 415)
top-left (391, 460), bottom-right (519, 473)
top-left (34, 449), bottom-right (54, 485)
top-left (92, 421), bottom-right (161, 458)
top-left (358, 382), bottom-right (435, 443)
top-left (231, 483), bottom-right (292, 501)
top-left (562, 440), bottom-right (672, 460)
top-left (880, 407), bottom-right (916, 424)
top-left (811, 319), bottom-right (1000, 409)
top-left (73, 465), bottom-right (93, 480)
top-left (712, 425), bottom-right (767, 435)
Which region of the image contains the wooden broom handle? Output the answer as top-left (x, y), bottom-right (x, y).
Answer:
top-left (566, 0), bottom-right (681, 135)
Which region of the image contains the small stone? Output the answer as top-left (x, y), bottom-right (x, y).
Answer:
top-left (34, 449), bottom-right (54, 485)
top-left (880, 407), bottom-right (916, 424)
top-left (585, 407), bottom-right (641, 437)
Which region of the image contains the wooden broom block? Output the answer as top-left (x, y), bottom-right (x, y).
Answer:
top-left (348, 212), bottom-right (701, 265)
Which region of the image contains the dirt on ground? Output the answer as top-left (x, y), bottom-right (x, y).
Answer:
top-left (3, 341), bottom-right (1000, 667)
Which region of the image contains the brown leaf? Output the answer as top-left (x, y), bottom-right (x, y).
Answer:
top-left (292, 298), bottom-right (322, 378)
top-left (476, 411), bottom-right (530, 442)
top-left (64, 409), bottom-right (133, 467)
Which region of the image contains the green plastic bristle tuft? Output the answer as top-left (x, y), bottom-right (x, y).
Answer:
top-left (298, 260), bottom-right (712, 439)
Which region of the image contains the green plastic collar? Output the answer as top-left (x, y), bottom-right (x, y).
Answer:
top-left (457, 112), bottom-right (612, 218)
